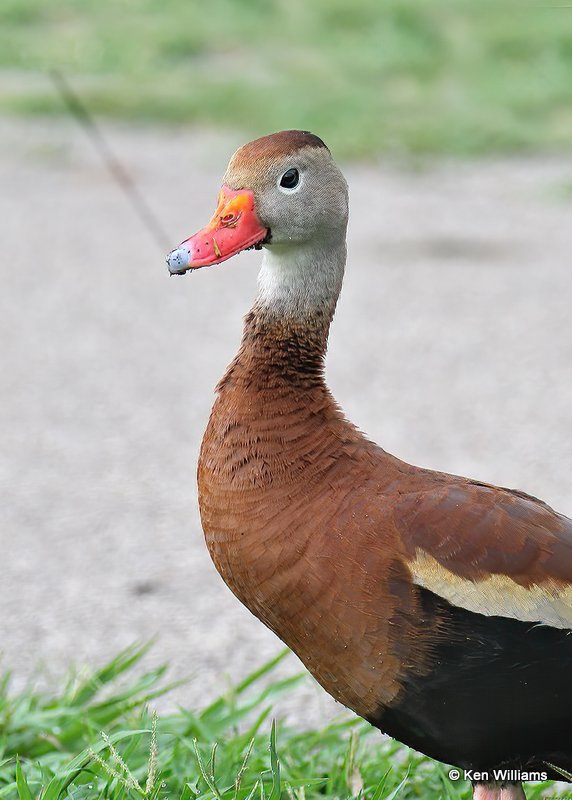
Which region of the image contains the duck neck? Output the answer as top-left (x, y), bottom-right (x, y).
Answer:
top-left (227, 238), bottom-right (346, 389)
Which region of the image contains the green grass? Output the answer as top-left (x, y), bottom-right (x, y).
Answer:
top-left (2, 0), bottom-right (572, 157)
top-left (0, 644), bottom-right (570, 800)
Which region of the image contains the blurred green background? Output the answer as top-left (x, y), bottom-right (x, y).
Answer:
top-left (2, 0), bottom-right (572, 158)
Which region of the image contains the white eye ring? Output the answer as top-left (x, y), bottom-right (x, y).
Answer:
top-left (277, 167), bottom-right (302, 194)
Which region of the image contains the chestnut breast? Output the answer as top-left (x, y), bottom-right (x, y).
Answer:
top-left (198, 373), bottom-right (424, 716)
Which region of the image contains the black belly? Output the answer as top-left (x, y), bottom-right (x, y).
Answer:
top-left (370, 586), bottom-right (572, 779)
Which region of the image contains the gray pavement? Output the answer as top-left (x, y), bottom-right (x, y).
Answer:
top-left (2, 117), bottom-right (572, 722)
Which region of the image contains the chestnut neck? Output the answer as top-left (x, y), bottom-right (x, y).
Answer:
top-left (236, 306), bottom-right (332, 388)
top-left (220, 239), bottom-right (346, 391)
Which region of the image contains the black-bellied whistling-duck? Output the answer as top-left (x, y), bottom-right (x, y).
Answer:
top-left (167, 131), bottom-right (572, 800)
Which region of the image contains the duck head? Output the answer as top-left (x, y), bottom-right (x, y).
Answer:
top-left (166, 130), bottom-right (348, 276)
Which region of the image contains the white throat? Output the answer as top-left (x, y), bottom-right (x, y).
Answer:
top-left (256, 238), bottom-right (346, 319)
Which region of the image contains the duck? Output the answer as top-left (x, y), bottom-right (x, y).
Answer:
top-left (166, 130), bottom-right (572, 800)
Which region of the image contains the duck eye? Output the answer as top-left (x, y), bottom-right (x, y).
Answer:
top-left (279, 168), bottom-right (300, 189)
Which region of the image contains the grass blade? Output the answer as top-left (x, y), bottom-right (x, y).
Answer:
top-left (200, 651), bottom-right (291, 723)
top-left (267, 722), bottom-right (280, 800)
top-left (15, 758), bottom-right (34, 800)
top-left (42, 729), bottom-right (149, 800)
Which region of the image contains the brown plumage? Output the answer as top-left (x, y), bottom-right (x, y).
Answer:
top-left (167, 131), bottom-right (572, 800)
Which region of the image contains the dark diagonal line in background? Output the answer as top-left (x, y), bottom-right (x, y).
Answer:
top-left (49, 70), bottom-right (171, 254)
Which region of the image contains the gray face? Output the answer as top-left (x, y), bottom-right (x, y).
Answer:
top-left (223, 146), bottom-right (349, 247)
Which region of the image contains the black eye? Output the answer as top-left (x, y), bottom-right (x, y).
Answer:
top-left (279, 168), bottom-right (299, 189)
